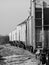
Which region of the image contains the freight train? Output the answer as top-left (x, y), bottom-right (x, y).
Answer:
top-left (9, 1), bottom-right (49, 52)
top-left (8, 18), bottom-right (34, 52)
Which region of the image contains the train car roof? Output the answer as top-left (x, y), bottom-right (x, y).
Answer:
top-left (17, 20), bottom-right (27, 26)
top-left (17, 16), bottom-right (30, 26)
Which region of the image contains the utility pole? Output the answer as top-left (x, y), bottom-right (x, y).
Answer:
top-left (42, 1), bottom-right (44, 49)
top-left (30, 0), bottom-right (32, 17)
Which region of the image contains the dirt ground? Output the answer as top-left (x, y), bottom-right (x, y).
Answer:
top-left (0, 44), bottom-right (33, 65)
top-left (0, 44), bottom-right (41, 65)
top-left (0, 44), bottom-right (33, 56)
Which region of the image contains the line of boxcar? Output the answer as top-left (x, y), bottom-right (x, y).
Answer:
top-left (9, 1), bottom-right (49, 53)
top-left (8, 18), bottom-right (34, 52)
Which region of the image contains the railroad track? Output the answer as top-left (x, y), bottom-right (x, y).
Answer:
top-left (2, 54), bottom-right (36, 65)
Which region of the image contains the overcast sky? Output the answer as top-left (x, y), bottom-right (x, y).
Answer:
top-left (0, 0), bottom-right (49, 35)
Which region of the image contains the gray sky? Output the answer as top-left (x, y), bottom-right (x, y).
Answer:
top-left (0, 0), bottom-right (49, 35)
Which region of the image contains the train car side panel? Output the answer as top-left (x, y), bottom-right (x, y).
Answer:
top-left (17, 26), bottom-right (21, 41)
top-left (21, 24), bottom-right (26, 45)
top-left (9, 32), bottom-right (12, 41)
